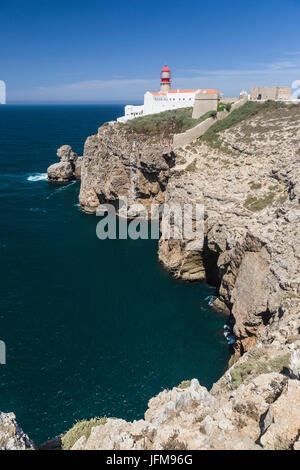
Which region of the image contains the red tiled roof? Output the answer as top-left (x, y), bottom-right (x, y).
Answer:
top-left (168, 89), bottom-right (197, 94)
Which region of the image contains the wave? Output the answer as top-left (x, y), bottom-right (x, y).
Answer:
top-left (55, 181), bottom-right (76, 192)
top-left (46, 181), bottom-right (76, 199)
top-left (27, 173), bottom-right (48, 182)
top-left (205, 295), bottom-right (217, 306)
top-left (29, 208), bottom-right (47, 214)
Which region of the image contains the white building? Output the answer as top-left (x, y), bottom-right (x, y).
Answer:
top-left (117, 65), bottom-right (219, 123)
top-left (0, 80), bottom-right (6, 104)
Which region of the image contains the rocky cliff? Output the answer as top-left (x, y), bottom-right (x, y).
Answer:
top-left (159, 103), bottom-right (300, 358)
top-left (4, 102), bottom-right (300, 450)
top-left (69, 102), bottom-right (300, 450)
top-left (79, 121), bottom-right (175, 214)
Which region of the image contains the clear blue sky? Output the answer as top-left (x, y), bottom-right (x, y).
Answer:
top-left (1, 0), bottom-right (300, 103)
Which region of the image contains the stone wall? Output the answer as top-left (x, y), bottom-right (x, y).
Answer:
top-left (250, 86), bottom-right (291, 101)
top-left (221, 97), bottom-right (238, 104)
top-left (192, 92), bottom-right (220, 119)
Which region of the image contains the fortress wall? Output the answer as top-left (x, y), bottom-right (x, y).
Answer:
top-left (192, 93), bottom-right (220, 119)
top-left (221, 97), bottom-right (238, 104)
top-left (250, 86), bottom-right (292, 101)
top-left (173, 117), bottom-right (216, 148)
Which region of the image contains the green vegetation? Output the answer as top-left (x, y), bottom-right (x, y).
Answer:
top-left (230, 353), bottom-right (291, 390)
top-left (201, 100), bottom-right (285, 146)
top-left (217, 102), bottom-right (232, 112)
top-left (178, 380), bottom-right (192, 389)
top-left (61, 417), bottom-right (107, 450)
top-left (250, 182), bottom-right (262, 190)
top-left (122, 107), bottom-right (213, 136)
top-left (244, 191), bottom-right (276, 211)
top-left (217, 102), bottom-right (226, 112)
top-left (185, 158), bottom-right (197, 172)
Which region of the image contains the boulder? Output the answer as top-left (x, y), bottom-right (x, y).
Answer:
top-left (47, 161), bottom-right (74, 183)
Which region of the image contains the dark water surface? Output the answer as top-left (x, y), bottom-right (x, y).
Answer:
top-left (0, 105), bottom-right (229, 444)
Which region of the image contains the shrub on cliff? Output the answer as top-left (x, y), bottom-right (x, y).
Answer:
top-left (217, 102), bottom-right (226, 112)
top-left (123, 107), bottom-right (212, 136)
top-left (61, 417), bottom-right (107, 450)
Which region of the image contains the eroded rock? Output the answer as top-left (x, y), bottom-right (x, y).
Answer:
top-left (47, 145), bottom-right (81, 183)
top-left (0, 412), bottom-right (34, 450)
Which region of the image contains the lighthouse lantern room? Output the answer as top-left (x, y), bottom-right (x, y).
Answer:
top-left (160, 65), bottom-right (171, 92)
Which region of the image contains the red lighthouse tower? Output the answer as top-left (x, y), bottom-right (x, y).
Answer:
top-left (160, 64), bottom-right (171, 92)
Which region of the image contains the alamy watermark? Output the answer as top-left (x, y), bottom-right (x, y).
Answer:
top-left (0, 340), bottom-right (6, 365)
top-left (0, 80), bottom-right (6, 105)
top-left (95, 198), bottom-right (204, 250)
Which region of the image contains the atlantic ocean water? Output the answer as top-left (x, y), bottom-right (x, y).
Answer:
top-left (0, 105), bottom-right (229, 444)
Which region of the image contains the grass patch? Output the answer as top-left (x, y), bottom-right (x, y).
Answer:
top-left (230, 353), bottom-right (290, 390)
top-left (122, 107), bottom-right (214, 136)
top-left (250, 182), bottom-right (262, 190)
top-left (178, 380), bottom-right (191, 390)
top-left (185, 159), bottom-right (197, 172)
top-left (122, 105), bottom-right (225, 137)
top-left (201, 100), bottom-right (285, 145)
top-left (244, 191), bottom-right (275, 211)
top-left (61, 417), bottom-right (107, 450)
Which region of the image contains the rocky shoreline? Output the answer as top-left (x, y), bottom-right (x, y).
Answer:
top-left (2, 102), bottom-right (300, 450)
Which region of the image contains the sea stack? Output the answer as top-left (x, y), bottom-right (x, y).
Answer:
top-left (47, 145), bottom-right (83, 183)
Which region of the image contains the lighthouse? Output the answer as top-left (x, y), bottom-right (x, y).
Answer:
top-left (160, 65), bottom-right (171, 92)
top-left (117, 64), bottom-right (222, 123)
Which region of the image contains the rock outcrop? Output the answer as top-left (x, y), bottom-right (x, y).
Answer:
top-left (47, 145), bottom-right (83, 183)
top-left (159, 103), bottom-right (300, 357)
top-left (70, 365), bottom-right (300, 450)
top-left (0, 412), bottom-right (34, 450)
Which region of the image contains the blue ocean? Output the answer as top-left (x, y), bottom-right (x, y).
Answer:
top-left (0, 105), bottom-right (229, 444)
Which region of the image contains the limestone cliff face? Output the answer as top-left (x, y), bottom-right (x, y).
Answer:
top-left (79, 122), bottom-right (175, 214)
top-left (159, 104), bottom-right (300, 356)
